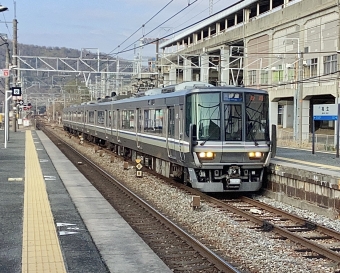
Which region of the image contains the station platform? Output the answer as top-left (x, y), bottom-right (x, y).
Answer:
top-left (0, 128), bottom-right (172, 273)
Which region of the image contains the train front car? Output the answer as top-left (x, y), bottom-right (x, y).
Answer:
top-left (185, 87), bottom-right (275, 193)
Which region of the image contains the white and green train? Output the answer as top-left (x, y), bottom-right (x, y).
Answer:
top-left (63, 82), bottom-right (276, 193)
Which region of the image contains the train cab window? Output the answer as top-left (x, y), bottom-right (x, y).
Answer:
top-left (225, 105), bottom-right (242, 141)
top-left (245, 93), bottom-right (270, 141)
top-left (186, 93), bottom-right (221, 140)
top-left (97, 110), bottom-right (105, 125)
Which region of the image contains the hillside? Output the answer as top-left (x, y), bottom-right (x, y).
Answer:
top-left (0, 42), bottom-right (131, 94)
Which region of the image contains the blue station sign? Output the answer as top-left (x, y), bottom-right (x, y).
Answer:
top-left (313, 104), bottom-right (338, 121)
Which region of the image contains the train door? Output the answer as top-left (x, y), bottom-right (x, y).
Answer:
top-left (85, 110), bottom-right (89, 133)
top-left (166, 106), bottom-right (176, 159)
top-left (178, 104), bottom-right (185, 161)
top-left (108, 109), bottom-right (113, 141)
top-left (104, 110), bottom-right (109, 139)
top-left (136, 108), bottom-right (142, 149)
top-left (117, 109), bottom-right (121, 143)
top-left (92, 110), bottom-right (99, 136)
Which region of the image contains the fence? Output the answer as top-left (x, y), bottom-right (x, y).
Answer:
top-left (277, 128), bottom-right (336, 152)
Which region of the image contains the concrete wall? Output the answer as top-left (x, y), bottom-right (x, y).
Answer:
top-left (267, 160), bottom-right (340, 218)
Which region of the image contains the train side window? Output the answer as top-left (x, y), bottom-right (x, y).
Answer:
top-left (138, 109), bottom-right (143, 132)
top-left (107, 110), bottom-right (112, 127)
top-left (168, 107), bottom-right (175, 137)
top-left (122, 110), bottom-right (135, 130)
top-left (154, 109), bottom-right (163, 133)
top-left (129, 110), bottom-right (135, 129)
top-left (144, 109), bottom-right (153, 131)
top-left (144, 109), bottom-right (163, 134)
top-left (71, 111), bottom-right (75, 121)
top-left (97, 110), bottom-right (105, 125)
top-left (89, 111), bottom-right (94, 124)
top-left (112, 111), bottom-right (116, 128)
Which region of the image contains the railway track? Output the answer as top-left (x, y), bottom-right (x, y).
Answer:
top-left (41, 123), bottom-right (241, 273)
top-left (185, 186), bottom-right (340, 265)
top-left (221, 197), bottom-right (340, 263)
top-left (41, 122), bottom-right (340, 272)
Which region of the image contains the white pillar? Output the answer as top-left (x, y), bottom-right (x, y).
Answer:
top-left (270, 101), bottom-right (278, 127)
top-left (301, 99), bottom-right (310, 141)
top-left (283, 104), bottom-right (294, 128)
top-left (200, 54), bottom-right (209, 83)
top-left (183, 57), bottom-right (192, 82)
top-left (220, 46), bottom-right (230, 85)
top-left (169, 64), bottom-right (177, 85)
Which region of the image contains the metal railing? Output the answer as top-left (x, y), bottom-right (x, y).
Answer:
top-left (277, 129), bottom-right (335, 152)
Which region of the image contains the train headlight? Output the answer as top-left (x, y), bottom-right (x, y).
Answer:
top-left (198, 151), bottom-right (215, 159)
top-left (248, 151), bottom-right (263, 159)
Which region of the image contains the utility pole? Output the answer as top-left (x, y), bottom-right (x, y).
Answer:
top-left (12, 18), bottom-right (18, 132)
top-left (295, 51), bottom-right (303, 142)
top-left (336, 0), bottom-right (340, 157)
top-left (5, 43), bottom-right (9, 91)
top-left (209, 0), bottom-right (213, 15)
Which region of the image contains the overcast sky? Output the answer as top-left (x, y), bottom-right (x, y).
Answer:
top-left (0, 0), bottom-right (239, 59)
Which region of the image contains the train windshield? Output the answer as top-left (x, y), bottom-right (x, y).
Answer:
top-left (224, 92), bottom-right (269, 141)
top-left (245, 93), bottom-right (270, 142)
top-left (186, 91), bottom-right (269, 142)
top-left (186, 93), bottom-right (221, 141)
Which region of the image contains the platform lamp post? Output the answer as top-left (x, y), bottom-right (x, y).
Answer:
top-left (4, 90), bottom-right (12, 148)
top-left (0, 5), bottom-right (8, 12)
top-left (0, 5), bottom-right (9, 147)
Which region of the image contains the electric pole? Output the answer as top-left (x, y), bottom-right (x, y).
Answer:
top-left (209, 0), bottom-right (213, 15)
top-left (12, 18), bottom-right (18, 132)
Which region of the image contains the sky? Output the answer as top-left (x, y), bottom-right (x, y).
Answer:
top-left (0, 0), bottom-right (239, 60)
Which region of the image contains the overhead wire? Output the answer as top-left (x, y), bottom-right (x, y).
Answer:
top-left (1, 12), bottom-right (12, 41)
top-left (107, 0), bottom-right (175, 56)
top-left (170, 0), bottom-right (225, 30)
top-left (115, 0), bottom-right (200, 56)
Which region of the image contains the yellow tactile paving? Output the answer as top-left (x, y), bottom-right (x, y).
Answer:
top-left (275, 156), bottom-right (340, 171)
top-left (22, 131), bottom-right (66, 273)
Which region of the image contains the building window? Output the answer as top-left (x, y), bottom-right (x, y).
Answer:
top-left (260, 70), bottom-right (268, 85)
top-left (323, 54), bottom-right (337, 74)
top-left (287, 67), bottom-right (295, 82)
top-left (304, 58), bottom-right (318, 78)
top-left (272, 65), bottom-right (283, 84)
top-left (248, 70), bottom-right (256, 85)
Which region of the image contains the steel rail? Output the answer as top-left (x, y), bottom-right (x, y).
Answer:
top-left (210, 197), bottom-right (340, 263)
top-left (43, 124), bottom-right (241, 273)
top-left (242, 196), bottom-right (340, 241)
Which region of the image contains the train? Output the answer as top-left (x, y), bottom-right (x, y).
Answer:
top-left (62, 81), bottom-right (276, 193)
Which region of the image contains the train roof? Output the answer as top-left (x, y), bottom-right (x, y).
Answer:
top-left (64, 82), bottom-right (268, 110)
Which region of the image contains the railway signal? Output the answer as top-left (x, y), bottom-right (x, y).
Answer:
top-left (135, 158), bottom-right (143, 177)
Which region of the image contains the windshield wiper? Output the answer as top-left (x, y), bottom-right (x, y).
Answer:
top-left (247, 122), bottom-right (259, 146)
top-left (200, 120), bottom-right (220, 146)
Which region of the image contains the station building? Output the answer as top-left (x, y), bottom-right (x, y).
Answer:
top-left (158, 0), bottom-right (340, 141)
